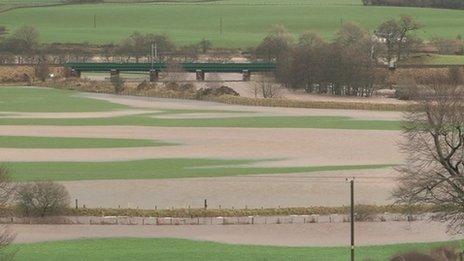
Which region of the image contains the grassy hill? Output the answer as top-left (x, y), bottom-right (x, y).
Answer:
top-left (0, 0), bottom-right (462, 47)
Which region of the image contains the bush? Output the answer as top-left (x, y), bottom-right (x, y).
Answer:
top-left (448, 66), bottom-right (464, 86)
top-left (395, 73), bottom-right (418, 101)
top-left (136, 80), bottom-right (156, 91)
top-left (34, 59), bottom-right (49, 82)
top-left (389, 246), bottom-right (458, 261)
top-left (164, 82), bottom-right (195, 92)
top-left (15, 182), bottom-right (70, 217)
top-left (215, 86), bottom-right (240, 96)
top-left (354, 205), bottom-right (377, 221)
top-left (196, 86), bottom-right (239, 99)
top-left (110, 75), bottom-right (125, 94)
top-left (390, 252), bottom-right (436, 261)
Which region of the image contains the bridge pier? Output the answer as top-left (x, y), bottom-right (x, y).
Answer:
top-left (242, 70), bottom-right (251, 81)
top-left (196, 70), bottom-right (205, 81)
top-left (149, 69), bottom-right (159, 82)
top-left (110, 69), bottom-right (120, 79)
top-left (70, 69), bottom-right (81, 78)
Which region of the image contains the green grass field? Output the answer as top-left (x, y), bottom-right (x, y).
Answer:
top-left (0, 0), bottom-right (462, 46)
top-left (0, 115), bottom-right (402, 130)
top-left (0, 87), bottom-right (401, 130)
top-left (4, 158), bottom-right (391, 181)
top-left (0, 136), bottom-right (171, 148)
top-left (7, 238), bottom-right (462, 261)
top-left (0, 87), bottom-right (126, 112)
top-left (0, 111), bottom-right (402, 130)
top-left (403, 54), bottom-right (464, 65)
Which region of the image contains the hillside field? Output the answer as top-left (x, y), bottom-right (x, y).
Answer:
top-left (0, 0), bottom-right (463, 46)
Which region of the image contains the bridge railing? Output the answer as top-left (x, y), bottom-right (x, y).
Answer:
top-left (64, 62), bottom-right (277, 73)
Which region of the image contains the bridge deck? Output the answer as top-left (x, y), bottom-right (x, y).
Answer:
top-left (64, 62), bottom-right (277, 73)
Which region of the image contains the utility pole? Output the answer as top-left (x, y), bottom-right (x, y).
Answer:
top-left (349, 177), bottom-right (355, 261)
top-left (150, 42), bottom-right (154, 70)
top-left (154, 42), bottom-right (158, 61)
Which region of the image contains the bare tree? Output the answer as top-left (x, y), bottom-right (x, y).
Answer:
top-left (164, 60), bottom-right (186, 83)
top-left (255, 25), bottom-right (294, 61)
top-left (15, 181), bottom-right (70, 218)
top-left (35, 55), bottom-right (50, 82)
top-left (197, 39), bottom-right (212, 54)
top-left (0, 167), bottom-right (16, 260)
top-left (252, 74), bottom-right (282, 98)
top-left (375, 16), bottom-right (422, 63)
top-left (249, 79), bottom-right (261, 98)
top-left (110, 74), bottom-right (125, 94)
top-left (396, 16), bottom-right (422, 60)
top-left (393, 81), bottom-right (464, 232)
top-left (2, 26), bottom-right (40, 63)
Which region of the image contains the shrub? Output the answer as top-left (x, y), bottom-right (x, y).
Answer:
top-left (136, 80), bottom-right (156, 91)
top-left (395, 73), bottom-right (418, 101)
top-left (389, 246), bottom-right (458, 261)
top-left (196, 86), bottom-right (239, 99)
top-left (164, 82), bottom-right (195, 92)
top-left (34, 60), bottom-right (49, 82)
top-left (354, 205), bottom-right (377, 221)
top-left (110, 75), bottom-right (125, 94)
top-left (390, 252), bottom-right (436, 261)
top-left (430, 246), bottom-right (458, 261)
top-left (215, 86), bottom-right (239, 96)
top-left (15, 181), bottom-right (70, 217)
top-left (448, 67), bottom-right (464, 86)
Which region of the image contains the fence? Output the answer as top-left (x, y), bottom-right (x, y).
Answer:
top-left (0, 213), bottom-right (432, 226)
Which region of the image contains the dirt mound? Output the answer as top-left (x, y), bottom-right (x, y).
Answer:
top-left (197, 86), bottom-right (240, 97)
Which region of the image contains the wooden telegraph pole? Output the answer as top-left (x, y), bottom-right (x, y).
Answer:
top-left (350, 177), bottom-right (355, 261)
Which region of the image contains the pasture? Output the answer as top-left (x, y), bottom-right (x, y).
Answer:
top-left (7, 237), bottom-right (464, 261)
top-left (6, 159), bottom-right (390, 181)
top-left (0, 114), bottom-right (402, 129)
top-left (0, 135), bottom-right (171, 148)
top-left (0, 0), bottom-right (463, 46)
top-left (0, 87), bottom-right (126, 112)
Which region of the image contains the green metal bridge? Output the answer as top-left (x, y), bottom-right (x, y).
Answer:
top-left (64, 62), bottom-right (276, 73)
top-left (64, 62), bottom-right (464, 81)
top-left (64, 62), bottom-right (277, 81)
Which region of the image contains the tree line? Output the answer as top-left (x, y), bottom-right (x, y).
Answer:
top-left (0, 27), bottom-right (214, 64)
top-left (254, 16), bottom-right (422, 97)
top-left (362, 0), bottom-right (464, 10)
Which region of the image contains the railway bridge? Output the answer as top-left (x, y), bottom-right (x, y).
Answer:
top-left (64, 62), bottom-right (277, 81)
